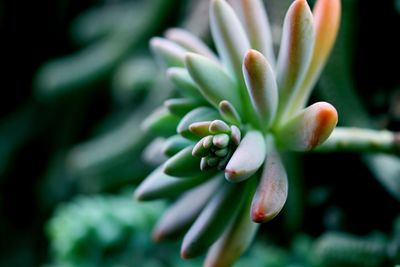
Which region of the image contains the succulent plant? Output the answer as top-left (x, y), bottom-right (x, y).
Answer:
top-left (135, 0), bottom-right (341, 265)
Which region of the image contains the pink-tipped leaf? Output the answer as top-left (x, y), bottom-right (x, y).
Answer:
top-left (239, 0), bottom-right (275, 67)
top-left (251, 141), bottom-right (288, 223)
top-left (276, 101), bottom-right (338, 151)
top-left (243, 49), bottom-right (278, 129)
top-left (225, 130), bottom-right (266, 182)
top-left (288, 0), bottom-right (341, 114)
top-left (275, 0), bottom-right (315, 121)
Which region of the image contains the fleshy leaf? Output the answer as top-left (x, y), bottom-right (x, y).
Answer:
top-left (181, 181), bottom-right (249, 259)
top-left (251, 141), bottom-right (288, 223)
top-left (276, 0), bottom-right (315, 121)
top-left (152, 176), bottom-right (222, 241)
top-left (162, 135), bottom-right (193, 157)
top-left (225, 130), bottom-right (266, 182)
top-left (134, 166), bottom-right (210, 200)
top-left (185, 53), bottom-right (242, 114)
top-left (276, 102), bottom-right (338, 151)
top-left (189, 121), bottom-right (212, 137)
top-left (239, 0), bottom-right (275, 67)
top-left (209, 120), bottom-right (231, 134)
top-left (141, 107), bottom-right (180, 137)
top-left (164, 98), bottom-right (202, 117)
top-left (210, 0), bottom-right (250, 79)
top-left (243, 49), bottom-right (278, 129)
top-left (192, 138), bottom-right (211, 157)
top-left (218, 100), bottom-right (242, 125)
top-left (230, 125), bottom-right (241, 145)
top-left (205, 192), bottom-right (259, 267)
top-left (288, 0), bottom-right (341, 114)
top-left (150, 37), bottom-right (187, 68)
top-left (213, 134), bottom-right (230, 148)
top-left (166, 67), bottom-right (203, 99)
top-left (163, 146), bottom-right (202, 177)
top-left (165, 28), bottom-right (218, 61)
top-left (177, 107), bottom-right (220, 139)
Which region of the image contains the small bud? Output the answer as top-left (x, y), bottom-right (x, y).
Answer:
top-left (215, 147), bottom-right (229, 157)
top-left (189, 121), bottom-right (212, 137)
top-left (203, 135), bottom-right (214, 149)
top-left (213, 134), bottom-right (230, 148)
top-left (209, 120), bottom-right (231, 134)
top-left (230, 125), bottom-right (241, 145)
top-left (192, 138), bottom-right (210, 157)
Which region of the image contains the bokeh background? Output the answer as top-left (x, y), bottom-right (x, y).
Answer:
top-left (1, 0), bottom-right (400, 266)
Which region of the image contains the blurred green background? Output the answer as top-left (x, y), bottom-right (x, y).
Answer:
top-left (0, 0), bottom-right (400, 266)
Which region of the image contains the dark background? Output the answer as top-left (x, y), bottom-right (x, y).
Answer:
top-left (0, 0), bottom-right (399, 266)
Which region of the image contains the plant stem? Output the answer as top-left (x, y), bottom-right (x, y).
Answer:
top-left (315, 127), bottom-right (400, 155)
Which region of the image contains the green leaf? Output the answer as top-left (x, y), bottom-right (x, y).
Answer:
top-left (210, 0), bottom-right (250, 79)
top-left (185, 53), bottom-right (242, 114)
top-left (239, 0), bottom-right (275, 67)
top-left (209, 120), bottom-right (231, 134)
top-left (163, 146), bottom-right (202, 177)
top-left (218, 100), bottom-right (242, 125)
top-left (152, 176), bottom-right (222, 241)
top-left (165, 28), bottom-right (218, 61)
top-left (189, 121), bottom-right (212, 137)
top-left (134, 166), bottom-right (209, 200)
top-left (162, 135), bottom-right (193, 157)
top-left (289, 0), bottom-right (341, 114)
top-left (275, 0), bottom-right (315, 122)
top-left (251, 141), bottom-right (288, 222)
top-left (213, 134), bottom-right (230, 148)
top-left (166, 67), bottom-right (203, 99)
top-left (164, 98), bottom-right (202, 117)
top-left (225, 130), bottom-right (266, 182)
top-left (205, 192), bottom-right (259, 267)
top-left (181, 181), bottom-right (249, 258)
top-left (276, 102), bottom-right (338, 151)
top-left (141, 107), bottom-right (180, 137)
top-left (192, 138), bottom-right (211, 157)
top-left (243, 49), bottom-right (278, 129)
top-left (177, 107), bottom-right (220, 140)
top-left (230, 125), bottom-right (241, 145)
top-left (150, 37), bottom-right (187, 68)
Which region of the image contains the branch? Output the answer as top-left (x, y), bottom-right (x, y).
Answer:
top-left (314, 127), bottom-right (400, 155)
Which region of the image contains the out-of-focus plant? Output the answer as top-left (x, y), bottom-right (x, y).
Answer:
top-left (44, 193), bottom-right (309, 267)
top-left (134, 0), bottom-right (400, 266)
top-left (313, 214), bottom-right (400, 267)
top-left (45, 194), bottom-right (169, 267)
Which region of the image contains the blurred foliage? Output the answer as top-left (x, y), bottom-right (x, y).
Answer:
top-left (0, 0), bottom-right (399, 266)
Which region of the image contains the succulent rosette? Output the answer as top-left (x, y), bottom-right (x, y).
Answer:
top-left (135, 0), bottom-right (341, 265)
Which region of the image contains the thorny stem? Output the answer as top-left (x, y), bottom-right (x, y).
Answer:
top-left (314, 127), bottom-right (400, 155)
